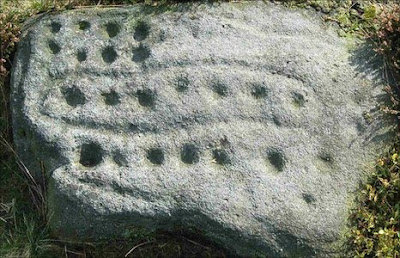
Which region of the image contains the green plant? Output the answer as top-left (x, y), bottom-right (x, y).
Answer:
top-left (346, 3), bottom-right (400, 257)
top-left (347, 147), bottom-right (400, 257)
top-left (371, 4), bottom-right (400, 82)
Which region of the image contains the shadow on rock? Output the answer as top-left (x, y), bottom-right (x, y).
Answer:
top-left (350, 40), bottom-right (398, 147)
top-left (350, 40), bottom-right (398, 87)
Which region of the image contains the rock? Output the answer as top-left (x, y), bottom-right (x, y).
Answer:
top-left (11, 1), bottom-right (393, 257)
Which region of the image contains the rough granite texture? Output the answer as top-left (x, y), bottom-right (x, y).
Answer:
top-left (11, 1), bottom-right (394, 257)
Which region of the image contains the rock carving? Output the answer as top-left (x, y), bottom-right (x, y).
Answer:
top-left (11, 2), bottom-right (393, 257)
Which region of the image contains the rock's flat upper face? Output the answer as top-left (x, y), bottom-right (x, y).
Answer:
top-left (11, 2), bottom-right (392, 257)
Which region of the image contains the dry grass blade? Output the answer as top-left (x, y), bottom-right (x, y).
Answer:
top-left (41, 238), bottom-right (96, 246)
top-left (0, 135), bottom-right (46, 217)
top-left (125, 240), bottom-right (154, 257)
top-left (183, 236), bottom-right (211, 250)
top-left (73, 4), bottom-right (128, 8)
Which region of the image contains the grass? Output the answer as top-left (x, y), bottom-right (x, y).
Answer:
top-left (1, 0), bottom-right (400, 257)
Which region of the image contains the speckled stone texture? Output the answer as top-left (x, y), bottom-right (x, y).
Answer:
top-left (11, 1), bottom-right (393, 257)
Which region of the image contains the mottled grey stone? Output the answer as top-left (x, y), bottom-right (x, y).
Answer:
top-left (11, 1), bottom-right (394, 257)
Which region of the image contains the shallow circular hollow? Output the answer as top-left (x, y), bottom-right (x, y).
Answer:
top-left (212, 82), bottom-right (229, 97)
top-left (113, 151), bottom-right (128, 167)
top-left (136, 89), bottom-right (155, 107)
top-left (292, 92), bottom-right (306, 107)
top-left (48, 40), bottom-right (61, 54)
top-left (251, 84), bottom-right (268, 99)
top-left (77, 49), bottom-right (87, 62)
top-left (267, 149), bottom-right (286, 172)
top-left (134, 21), bottom-right (150, 41)
top-left (79, 142), bottom-right (103, 167)
top-left (176, 76), bottom-right (190, 92)
top-left (212, 149), bottom-right (231, 165)
top-left (272, 115), bottom-right (282, 127)
top-left (181, 144), bottom-right (200, 164)
top-left (132, 44), bottom-right (151, 63)
top-left (302, 193), bottom-right (316, 204)
top-left (105, 22), bottom-right (121, 38)
top-left (50, 22), bottom-right (61, 33)
top-left (102, 90), bottom-right (120, 106)
top-left (62, 86), bottom-right (86, 107)
top-left (147, 148), bottom-right (164, 165)
top-left (102, 46), bottom-right (118, 64)
top-left (78, 21), bottom-right (91, 30)
top-left (129, 123), bottom-right (139, 132)
top-left (319, 152), bottom-right (334, 164)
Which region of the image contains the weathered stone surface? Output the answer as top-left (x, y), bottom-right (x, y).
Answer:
top-left (11, 2), bottom-right (393, 257)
